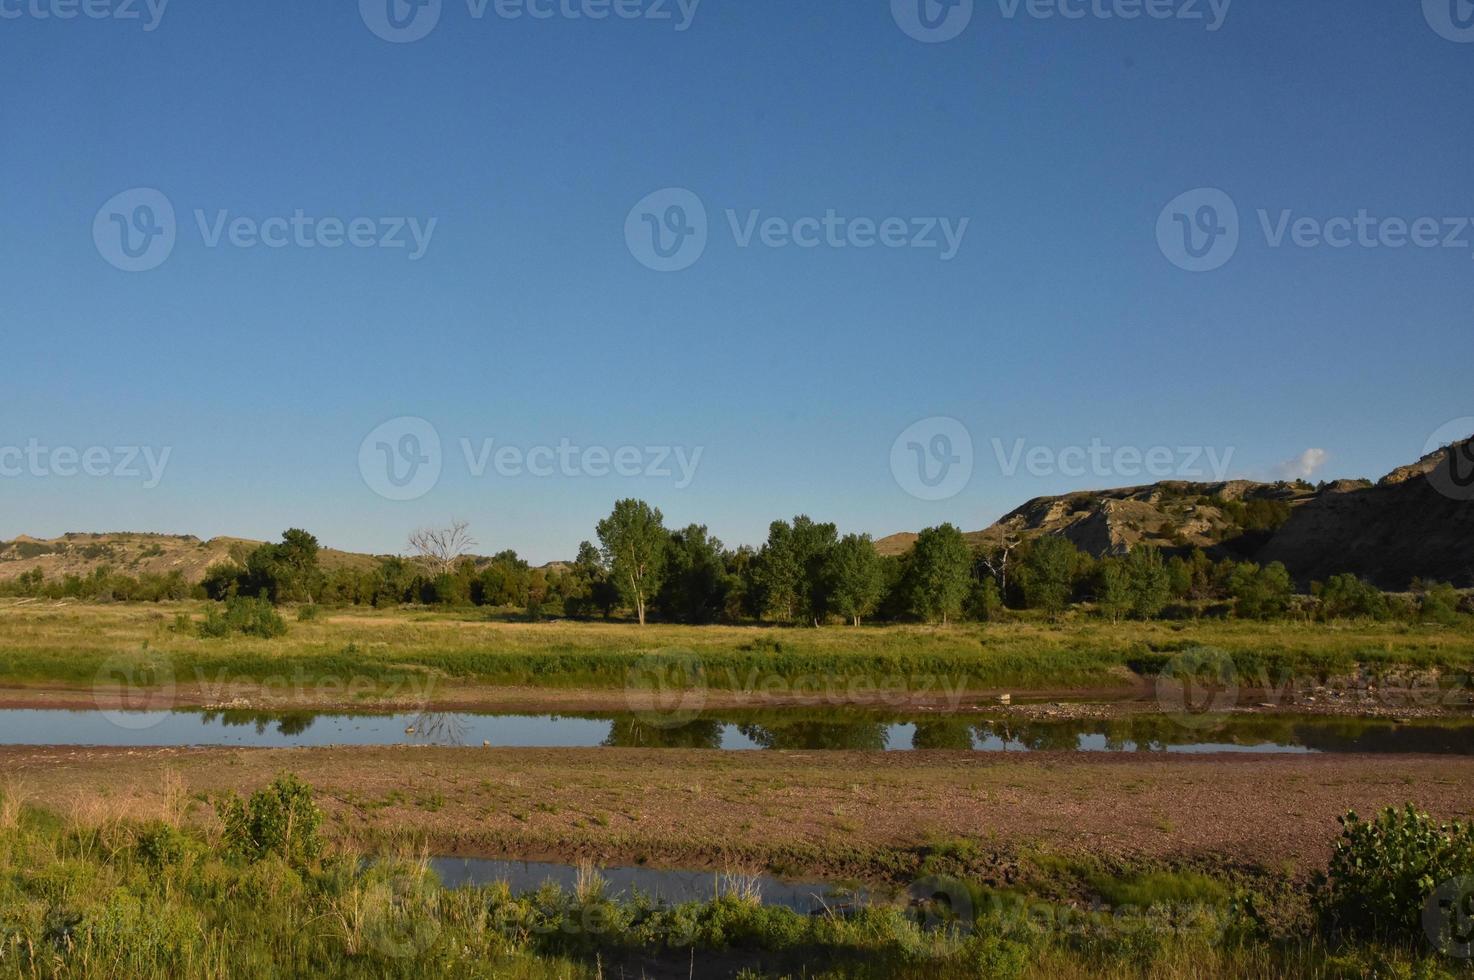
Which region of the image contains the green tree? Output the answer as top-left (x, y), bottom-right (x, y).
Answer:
top-left (596, 499), bottom-right (667, 626)
top-left (908, 524), bottom-right (971, 625)
top-left (823, 533), bottom-right (883, 626)
top-left (1124, 545), bottom-right (1171, 619)
top-left (656, 524), bottom-right (730, 624)
top-left (1419, 581), bottom-right (1462, 625)
top-left (1096, 557), bottom-right (1132, 623)
top-left (1227, 561), bottom-right (1293, 619)
top-left (1318, 574), bottom-right (1389, 621)
top-left (1019, 536), bottom-right (1078, 617)
top-left (965, 576), bottom-right (1004, 622)
top-left (242, 529), bottom-right (323, 605)
top-left (751, 516), bottom-right (837, 624)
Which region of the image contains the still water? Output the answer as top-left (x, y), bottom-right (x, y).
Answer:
top-left (2, 707), bottom-right (1471, 754)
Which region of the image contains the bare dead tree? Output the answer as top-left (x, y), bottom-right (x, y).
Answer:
top-left (407, 520), bottom-right (476, 576)
top-left (978, 527), bottom-right (1019, 595)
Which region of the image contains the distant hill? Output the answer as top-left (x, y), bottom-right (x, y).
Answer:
top-left (0, 532), bottom-right (383, 584)
top-left (0, 531), bottom-right (572, 585)
top-left (878, 437), bottom-right (1474, 589)
top-left (4, 439), bottom-right (1472, 591)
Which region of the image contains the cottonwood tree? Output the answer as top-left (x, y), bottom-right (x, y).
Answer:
top-left (824, 533), bottom-right (883, 626)
top-left (596, 499), bottom-right (667, 626)
top-left (908, 524), bottom-right (971, 625)
top-left (753, 516), bottom-right (838, 625)
top-left (407, 520), bottom-right (476, 576)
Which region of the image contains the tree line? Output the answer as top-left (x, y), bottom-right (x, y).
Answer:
top-left (1, 500), bottom-right (1466, 626)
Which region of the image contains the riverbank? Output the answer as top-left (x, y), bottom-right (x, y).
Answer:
top-left (3, 601), bottom-right (1472, 718)
top-left (3, 744), bottom-right (1469, 882)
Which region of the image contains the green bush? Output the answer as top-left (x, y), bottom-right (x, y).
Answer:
top-left (296, 604), bottom-right (321, 622)
top-left (134, 822), bottom-right (187, 867)
top-left (215, 773), bottom-right (323, 865)
top-left (1317, 805), bottom-right (1474, 943)
top-left (198, 596), bottom-right (288, 639)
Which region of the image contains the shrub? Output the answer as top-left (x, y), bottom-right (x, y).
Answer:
top-left (216, 773), bottom-right (323, 865)
top-left (198, 596), bottom-right (288, 639)
top-left (135, 821), bottom-right (187, 867)
top-left (1317, 805), bottom-right (1474, 944)
top-left (296, 604), bottom-right (321, 622)
top-left (1420, 583), bottom-right (1463, 626)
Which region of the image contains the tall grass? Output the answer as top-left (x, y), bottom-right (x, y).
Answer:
top-left (2, 601), bottom-right (1472, 695)
top-left (0, 796), bottom-right (1462, 979)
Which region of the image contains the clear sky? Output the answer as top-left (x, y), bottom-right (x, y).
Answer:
top-left (2, 0), bottom-right (1471, 563)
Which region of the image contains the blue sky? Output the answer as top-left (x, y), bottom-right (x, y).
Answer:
top-left (1, 0), bottom-right (1471, 562)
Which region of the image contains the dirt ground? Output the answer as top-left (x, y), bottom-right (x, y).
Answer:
top-left (3, 745), bottom-right (1469, 882)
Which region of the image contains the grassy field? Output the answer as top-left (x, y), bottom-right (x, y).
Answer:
top-left (2, 601), bottom-right (1473, 709)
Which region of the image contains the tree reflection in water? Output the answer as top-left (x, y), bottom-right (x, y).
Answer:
top-left (737, 721), bottom-right (889, 751)
top-left (603, 718), bottom-right (724, 749)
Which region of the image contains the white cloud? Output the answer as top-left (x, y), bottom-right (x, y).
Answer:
top-left (1273, 448), bottom-right (1328, 481)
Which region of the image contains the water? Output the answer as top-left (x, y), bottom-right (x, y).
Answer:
top-left (2, 706), bottom-right (1472, 753)
top-left (427, 857), bottom-right (863, 913)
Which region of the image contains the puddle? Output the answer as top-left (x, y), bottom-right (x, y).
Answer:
top-left (428, 857), bottom-right (863, 913)
top-left (1, 707), bottom-right (1472, 753)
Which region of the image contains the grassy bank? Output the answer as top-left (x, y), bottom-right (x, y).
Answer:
top-left (2, 601), bottom-right (1472, 703)
top-left (0, 785), bottom-right (1463, 979)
